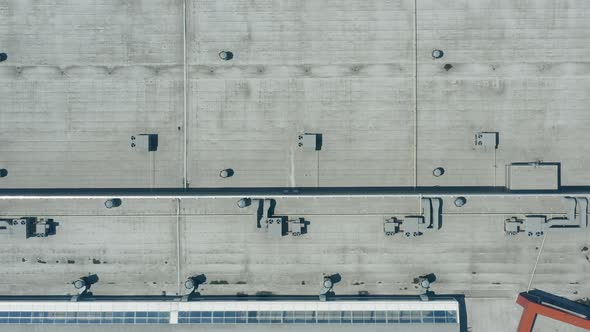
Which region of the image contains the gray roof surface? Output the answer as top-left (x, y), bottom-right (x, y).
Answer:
top-left (0, 195), bottom-right (589, 332)
top-left (1, 1), bottom-right (590, 332)
top-left (1, 0), bottom-right (588, 189)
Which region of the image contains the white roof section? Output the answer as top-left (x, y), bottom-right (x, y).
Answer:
top-left (0, 300), bottom-right (459, 313)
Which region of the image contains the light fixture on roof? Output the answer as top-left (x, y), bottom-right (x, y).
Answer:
top-left (419, 274), bottom-right (435, 289)
top-left (237, 198), bottom-right (252, 208)
top-left (182, 274), bottom-right (207, 301)
top-left (454, 197), bottom-right (467, 207)
top-left (433, 167), bottom-right (445, 177)
top-left (71, 274), bottom-right (99, 301)
top-left (321, 278), bottom-right (332, 293)
top-left (219, 51), bottom-right (233, 61)
top-left (219, 168), bottom-right (234, 178)
top-left (319, 273), bottom-right (341, 301)
top-left (432, 49), bottom-right (444, 59)
top-left (104, 198), bottom-right (122, 209)
top-left (73, 279), bottom-right (86, 290)
top-left (417, 273), bottom-right (436, 301)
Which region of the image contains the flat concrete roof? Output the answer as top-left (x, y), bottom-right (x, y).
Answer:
top-left (1, 1), bottom-right (590, 331)
top-left (1, 0), bottom-right (589, 189)
top-left (0, 195), bottom-right (589, 331)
